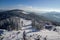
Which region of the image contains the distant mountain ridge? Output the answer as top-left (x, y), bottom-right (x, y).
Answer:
top-left (39, 12), bottom-right (60, 22)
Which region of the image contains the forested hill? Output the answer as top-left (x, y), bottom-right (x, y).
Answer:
top-left (0, 9), bottom-right (60, 30)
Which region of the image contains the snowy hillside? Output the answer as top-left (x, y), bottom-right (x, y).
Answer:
top-left (2, 26), bottom-right (60, 40)
top-left (0, 19), bottom-right (60, 40)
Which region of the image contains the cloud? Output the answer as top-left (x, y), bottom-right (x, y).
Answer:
top-left (17, 5), bottom-right (60, 13)
top-left (1, 4), bottom-right (60, 13)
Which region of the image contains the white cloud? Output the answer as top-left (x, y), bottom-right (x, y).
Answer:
top-left (1, 4), bottom-right (60, 13)
top-left (16, 5), bottom-right (60, 13)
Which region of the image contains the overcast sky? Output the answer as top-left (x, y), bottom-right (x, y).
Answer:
top-left (0, 0), bottom-right (60, 12)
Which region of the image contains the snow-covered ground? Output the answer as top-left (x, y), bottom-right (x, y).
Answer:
top-left (27, 29), bottom-right (60, 40)
top-left (20, 18), bottom-right (32, 26)
top-left (0, 19), bottom-right (60, 40)
top-left (55, 26), bottom-right (60, 33)
top-left (2, 26), bottom-right (60, 40)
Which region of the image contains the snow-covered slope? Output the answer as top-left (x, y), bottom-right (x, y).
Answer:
top-left (2, 26), bottom-right (60, 40)
top-left (20, 18), bottom-right (32, 26)
top-left (1, 19), bottom-right (60, 40)
top-left (27, 29), bottom-right (60, 40)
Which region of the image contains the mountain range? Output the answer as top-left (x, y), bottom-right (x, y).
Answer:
top-left (0, 9), bottom-right (60, 30)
